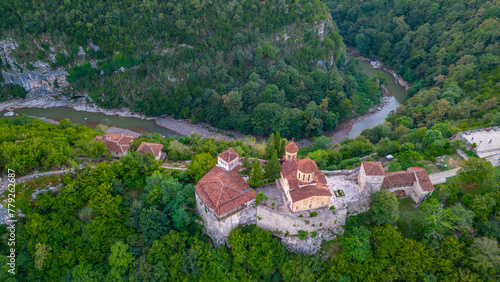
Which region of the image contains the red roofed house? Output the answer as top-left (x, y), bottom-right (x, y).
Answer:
top-left (358, 161), bottom-right (386, 193)
top-left (136, 142), bottom-right (164, 160)
top-left (195, 148), bottom-right (257, 244)
top-left (279, 142), bottom-right (332, 212)
top-left (93, 133), bottom-right (137, 158)
top-left (358, 161), bottom-right (434, 203)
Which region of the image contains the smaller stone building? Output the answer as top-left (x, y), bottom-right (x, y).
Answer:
top-left (195, 148), bottom-right (257, 244)
top-left (93, 133), bottom-right (137, 158)
top-left (279, 142), bottom-right (332, 212)
top-left (359, 161), bottom-right (434, 203)
top-left (136, 142), bottom-right (164, 160)
top-left (358, 161), bottom-right (385, 193)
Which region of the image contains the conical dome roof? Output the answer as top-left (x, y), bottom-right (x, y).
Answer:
top-left (285, 141), bottom-right (299, 153)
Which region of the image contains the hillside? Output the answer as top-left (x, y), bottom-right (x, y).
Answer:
top-left (0, 0), bottom-right (383, 139)
top-left (325, 0), bottom-right (500, 130)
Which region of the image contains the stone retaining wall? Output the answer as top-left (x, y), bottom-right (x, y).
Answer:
top-left (256, 205), bottom-right (346, 235)
top-left (196, 193), bottom-right (257, 246)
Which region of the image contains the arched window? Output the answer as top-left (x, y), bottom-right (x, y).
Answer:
top-left (308, 174), bottom-right (311, 181)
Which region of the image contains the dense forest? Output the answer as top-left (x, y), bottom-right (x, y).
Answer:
top-left (1, 116), bottom-right (500, 281)
top-left (326, 0), bottom-right (500, 130)
top-left (0, 0), bottom-right (383, 139)
top-left (2, 0), bottom-right (500, 280)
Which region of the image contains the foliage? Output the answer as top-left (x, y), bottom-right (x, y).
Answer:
top-left (469, 237), bottom-right (500, 271)
top-left (255, 192), bottom-right (269, 207)
top-left (264, 151), bottom-right (281, 181)
top-left (248, 160), bottom-right (264, 187)
top-left (369, 190), bottom-right (400, 225)
top-left (240, 155), bottom-right (251, 177)
top-left (458, 157), bottom-right (494, 184)
top-left (186, 152), bottom-right (217, 182)
top-left (167, 140), bottom-right (191, 161)
top-left (298, 230), bottom-right (309, 240)
top-left (0, 116), bottom-right (105, 174)
top-left (329, 0), bottom-right (500, 132)
top-left (0, 84), bottom-right (27, 101)
top-left (339, 226), bottom-right (371, 262)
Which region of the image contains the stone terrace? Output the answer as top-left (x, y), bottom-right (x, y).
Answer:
top-left (458, 126), bottom-right (500, 158)
top-left (326, 175), bottom-right (369, 211)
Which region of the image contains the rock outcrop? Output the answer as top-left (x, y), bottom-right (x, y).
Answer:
top-left (0, 39), bottom-right (69, 97)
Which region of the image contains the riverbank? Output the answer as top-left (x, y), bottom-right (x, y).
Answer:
top-left (327, 85), bottom-right (392, 144)
top-left (28, 115), bottom-right (141, 137)
top-left (0, 94), bottom-right (255, 142)
top-left (348, 48), bottom-right (411, 90)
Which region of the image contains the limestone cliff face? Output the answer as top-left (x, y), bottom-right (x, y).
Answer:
top-left (0, 39), bottom-right (69, 98)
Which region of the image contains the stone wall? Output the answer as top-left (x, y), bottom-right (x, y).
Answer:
top-left (344, 195), bottom-right (371, 216)
top-left (256, 205), bottom-right (346, 235)
top-left (196, 193), bottom-right (257, 246)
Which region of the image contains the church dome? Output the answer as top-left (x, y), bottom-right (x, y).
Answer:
top-left (285, 141), bottom-right (299, 153)
top-left (297, 158), bottom-right (317, 174)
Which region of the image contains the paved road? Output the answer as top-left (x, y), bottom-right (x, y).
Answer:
top-left (429, 167), bottom-right (460, 185)
top-left (159, 165), bottom-right (186, 171)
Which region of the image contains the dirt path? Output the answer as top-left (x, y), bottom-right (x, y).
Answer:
top-left (428, 168), bottom-right (460, 185)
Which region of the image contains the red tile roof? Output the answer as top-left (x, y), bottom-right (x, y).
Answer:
top-left (136, 142), bottom-right (164, 158)
top-left (195, 165), bottom-right (256, 217)
top-left (93, 133), bottom-right (137, 154)
top-left (362, 161), bottom-right (385, 176)
top-left (408, 167), bottom-right (434, 192)
top-left (285, 141), bottom-right (299, 153)
top-left (381, 171), bottom-right (416, 188)
top-left (281, 159), bottom-right (331, 202)
top-left (218, 148), bottom-right (239, 163)
top-left (297, 158), bottom-right (318, 174)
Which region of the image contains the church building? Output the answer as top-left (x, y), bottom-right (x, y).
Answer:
top-left (279, 141), bottom-right (332, 212)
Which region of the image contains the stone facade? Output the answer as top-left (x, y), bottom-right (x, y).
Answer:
top-left (196, 192), bottom-right (257, 246)
top-left (256, 205), bottom-right (346, 236)
top-left (358, 162), bottom-right (385, 193)
top-left (290, 196), bottom-right (331, 212)
top-left (358, 165), bottom-right (384, 193)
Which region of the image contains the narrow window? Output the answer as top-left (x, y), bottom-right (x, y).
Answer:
top-left (308, 174), bottom-right (311, 181)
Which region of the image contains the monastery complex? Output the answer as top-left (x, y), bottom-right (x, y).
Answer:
top-left (195, 141), bottom-right (435, 249)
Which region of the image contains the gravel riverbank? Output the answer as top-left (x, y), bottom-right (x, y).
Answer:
top-left (0, 94), bottom-right (255, 142)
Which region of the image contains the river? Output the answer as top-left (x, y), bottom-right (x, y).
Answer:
top-left (2, 107), bottom-right (181, 139)
top-left (326, 52), bottom-right (408, 142)
top-left (1, 53), bottom-right (407, 142)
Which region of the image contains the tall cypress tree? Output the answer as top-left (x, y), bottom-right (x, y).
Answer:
top-left (249, 160), bottom-right (264, 187)
top-left (264, 151), bottom-right (281, 180)
top-left (279, 139), bottom-right (286, 159)
top-left (265, 133), bottom-right (275, 160)
top-left (274, 132), bottom-right (281, 155)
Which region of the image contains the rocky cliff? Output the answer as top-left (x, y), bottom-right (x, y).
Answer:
top-left (0, 39), bottom-right (69, 98)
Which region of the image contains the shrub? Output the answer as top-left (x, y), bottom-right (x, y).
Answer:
top-left (298, 230), bottom-right (308, 240)
top-left (310, 211), bottom-right (318, 217)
